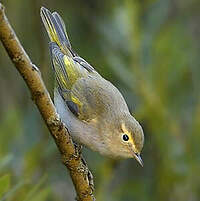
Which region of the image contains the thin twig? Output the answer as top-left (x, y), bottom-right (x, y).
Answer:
top-left (0, 3), bottom-right (95, 201)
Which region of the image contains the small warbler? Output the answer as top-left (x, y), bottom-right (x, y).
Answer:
top-left (40, 7), bottom-right (144, 166)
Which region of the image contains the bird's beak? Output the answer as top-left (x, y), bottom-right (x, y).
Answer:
top-left (128, 144), bottom-right (143, 167)
top-left (133, 153), bottom-right (143, 167)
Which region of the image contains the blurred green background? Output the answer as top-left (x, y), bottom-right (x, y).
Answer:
top-left (0, 0), bottom-right (200, 200)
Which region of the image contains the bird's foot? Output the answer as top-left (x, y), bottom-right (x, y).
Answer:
top-left (74, 142), bottom-right (82, 156)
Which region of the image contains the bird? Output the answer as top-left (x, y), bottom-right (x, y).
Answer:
top-left (40, 7), bottom-right (144, 166)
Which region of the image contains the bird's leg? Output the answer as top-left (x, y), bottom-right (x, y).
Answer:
top-left (81, 157), bottom-right (95, 191)
top-left (73, 142), bottom-right (95, 200)
top-left (74, 141), bottom-right (82, 156)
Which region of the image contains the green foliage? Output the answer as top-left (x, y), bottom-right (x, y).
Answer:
top-left (0, 174), bottom-right (10, 198)
top-left (1, 0), bottom-right (200, 200)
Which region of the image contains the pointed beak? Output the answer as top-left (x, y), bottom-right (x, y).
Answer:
top-left (128, 144), bottom-right (143, 167)
top-left (133, 153), bottom-right (143, 167)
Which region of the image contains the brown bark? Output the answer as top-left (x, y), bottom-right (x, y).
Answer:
top-left (0, 3), bottom-right (95, 201)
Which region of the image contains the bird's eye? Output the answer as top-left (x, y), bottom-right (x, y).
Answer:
top-left (122, 134), bottom-right (129, 142)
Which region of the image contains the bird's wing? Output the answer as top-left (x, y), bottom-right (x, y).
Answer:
top-left (50, 42), bottom-right (90, 90)
top-left (69, 76), bottom-right (105, 122)
top-left (50, 42), bottom-right (101, 122)
top-left (41, 7), bottom-right (105, 122)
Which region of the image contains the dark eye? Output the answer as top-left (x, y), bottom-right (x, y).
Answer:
top-left (122, 134), bottom-right (129, 141)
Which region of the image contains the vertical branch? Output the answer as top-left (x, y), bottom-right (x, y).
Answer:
top-left (0, 3), bottom-right (95, 201)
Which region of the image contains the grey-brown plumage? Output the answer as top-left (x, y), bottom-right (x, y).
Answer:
top-left (41, 7), bottom-right (144, 166)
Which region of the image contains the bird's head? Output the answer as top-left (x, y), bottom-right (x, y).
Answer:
top-left (103, 114), bottom-right (144, 166)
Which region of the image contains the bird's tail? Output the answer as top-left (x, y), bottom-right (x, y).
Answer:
top-left (40, 7), bottom-right (72, 56)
